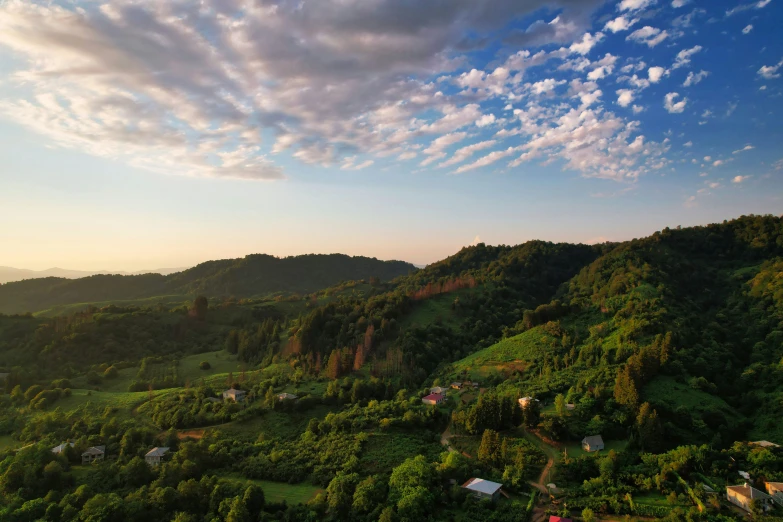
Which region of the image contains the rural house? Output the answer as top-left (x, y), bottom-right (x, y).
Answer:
top-left (222, 388), bottom-right (246, 402)
top-left (277, 392), bottom-right (297, 401)
top-left (430, 386), bottom-right (447, 394)
top-left (766, 482), bottom-right (783, 506)
top-left (145, 447), bottom-right (170, 467)
top-left (461, 478), bottom-right (503, 501)
top-left (51, 442), bottom-right (74, 454)
top-left (450, 382), bottom-right (462, 390)
top-left (726, 483), bottom-right (774, 512)
top-left (751, 440), bottom-right (780, 449)
top-left (582, 435), bottom-right (605, 452)
top-left (81, 446), bottom-right (105, 464)
top-left (518, 397), bottom-right (539, 408)
top-left (549, 517), bottom-right (573, 522)
top-left (422, 392), bottom-right (446, 405)
top-left (566, 403), bottom-right (575, 411)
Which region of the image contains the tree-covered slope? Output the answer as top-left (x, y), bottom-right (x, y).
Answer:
top-left (0, 254), bottom-right (416, 315)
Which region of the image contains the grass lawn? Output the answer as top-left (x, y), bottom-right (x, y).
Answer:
top-left (562, 439), bottom-right (628, 458)
top-left (52, 389), bottom-right (151, 416)
top-left (451, 327), bottom-right (559, 379)
top-left (643, 376), bottom-right (735, 416)
top-left (215, 473), bottom-right (322, 504)
top-left (398, 288), bottom-right (479, 332)
top-left (215, 405), bottom-right (334, 441)
top-left (634, 492), bottom-right (689, 508)
top-left (0, 435), bottom-right (17, 452)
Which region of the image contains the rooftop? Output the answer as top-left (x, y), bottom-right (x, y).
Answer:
top-left (82, 445), bottom-right (105, 455)
top-left (461, 477), bottom-right (503, 495)
top-left (145, 447), bottom-right (170, 457)
top-left (582, 434), bottom-right (604, 446)
top-left (728, 484), bottom-right (772, 500)
top-left (423, 393), bottom-right (444, 401)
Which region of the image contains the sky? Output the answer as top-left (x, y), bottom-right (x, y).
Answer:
top-left (0, 0), bottom-right (782, 271)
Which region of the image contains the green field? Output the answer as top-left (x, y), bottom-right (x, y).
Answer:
top-left (450, 327), bottom-right (560, 379)
top-left (643, 376), bottom-right (736, 415)
top-left (398, 288), bottom-right (479, 331)
top-left (215, 405), bottom-right (334, 442)
top-left (359, 431), bottom-right (444, 474)
top-left (215, 473), bottom-right (322, 504)
top-left (52, 389), bottom-right (152, 416)
top-left (0, 435), bottom-right (17, 452)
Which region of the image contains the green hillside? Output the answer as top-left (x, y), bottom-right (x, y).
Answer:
top-left (0, 253), bottom-right (416, 315)
top-left (1, 215), bottom-right (783, 522)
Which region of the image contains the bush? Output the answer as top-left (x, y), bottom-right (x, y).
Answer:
top-left (104, 366), bottom-right (119, 379)
top-left (86, 371), bottom-right (102, 385)
top-left (199, 361), bottom-right (211, 370)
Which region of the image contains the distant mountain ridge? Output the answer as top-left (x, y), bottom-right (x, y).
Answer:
top-left (0, 254), bottom-right (416, 314)
top-left (0, 266), bottom-right (186, 284)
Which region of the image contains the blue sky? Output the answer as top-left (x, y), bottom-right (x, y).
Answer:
top-left (0, 0), bottom-right (781, 270)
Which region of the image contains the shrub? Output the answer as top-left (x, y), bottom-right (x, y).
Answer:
top-left (199, 361), bottom-right (211, 370)
top-left (104, 366), bottom-right (119, 379)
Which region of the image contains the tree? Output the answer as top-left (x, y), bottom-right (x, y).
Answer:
top-left (264, 386), bottom-right (276, 408)
top-left (191, 296), bottom-right (209, 321)
top-left (636, 402), bottom-right (663, 453)
top-left (582, 508), bottom-right (597, 522)
top-left (352, 475), bottom-right (385, 514)
top-left (103, 366), bottom-right (118, 379)
top-left (478, 429), bottom-right (502, 467)
top-left (614, 365), bottom-right (639, 408)
top-left (225, 496), bottom-right (250, 522)
top-left (80, 493), bottom-right (126, 522)
top-left (199, 361), bottom-right (211, 370)
top-left (555, 393), bottom-right (566, 417)
top-left (326, 472), bottom-right (359, 514)
top-left (522, 400), bottom-right (541, 429)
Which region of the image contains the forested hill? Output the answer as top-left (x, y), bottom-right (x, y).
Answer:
top-left (0, 254), bottom-right (416, 314)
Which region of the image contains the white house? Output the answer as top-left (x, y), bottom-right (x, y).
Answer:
top-left (766, 482), bottom-right (783, 506)
top-left (222, 388), bottom-right (246, 402)
top-left (81, 446), bottom-right (105, 464)
top-left (145, 447), bottom-right (170, 467)
top-left (518, 397), bottom-right (539, 408)
top-left (462, 478), bottom-right (503, 501)
top-left (430, 386), bottom-right (447, 395)
top-left (582, 435), bottom-right (605, 452)
top-left (51, 442), bottom-right (74, 455)
top-left (726, 483), bottom-right (774, 512)
top-left (277, 392), bottom-right (298, 401)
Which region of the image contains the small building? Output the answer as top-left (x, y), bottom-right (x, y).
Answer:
top-left (549, 517), bottom-right (573, 522)
top-left (145, 447), bottom-right (170, 467)
top-left (726, 483), bottom-right (774, 512)
top-left (51, 442), bottom-right (74, 455)
top-left (566, 403), bottom-right (576, 411)
top-left (461, 477), bottom-right (503, 501)
top-left (518, 397), bottom-right (539, 408)
top-left (766, 482), bottom-right (783, 506)
top-left (81, 446), bottom-right (105, 464)
top-left (277, 392), bottom-right (298, 401)
top-left (751, 440), bottom-right (781, 449)
top-left (450, 382), bottom-right (463, 390)
top-left (222, 388), bottom-right (246, 402)
top-left (430, 386), bottom-right (447, 395)
top-left (422, 393), bottom-right (446, 405)
top-left (582, 435), bottom-right (605, 452)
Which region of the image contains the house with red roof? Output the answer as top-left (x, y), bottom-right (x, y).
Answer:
top-left (422, 392), bottom-right (446, 405)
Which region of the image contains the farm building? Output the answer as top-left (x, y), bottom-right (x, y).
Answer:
top-left (145, 447), bottom-right (170, 467)
top-left (81, 446), bottom-right (105, 464)
top-left (450, 382), bottom-right (462, 389)
top-left (566, 403), bottom-right (575, 411)
top-left (582, 435), bottom-right (604, 452)
top-left (751, 440), bottom-right (780, 448)
top-left (430, 386), bottom-right (447, 394)
top-left (277, 392), bottom-right (298, 401)
top-left (461, 478), bottom-right (503, 501)
top-left (766, 482), bottom-right (783, 505)
top-left (51, 442), bottom-right (74, 454)
top-left (422, 393), bottom-right (446, 405)
top-left (222, 388), bottom-right (246, 402)
top-left (518, 397), bottom-right (539, 408)
top-left (726, 483), bottom-right (774, 512)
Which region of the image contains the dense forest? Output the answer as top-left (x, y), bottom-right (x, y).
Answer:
top-left (0, 215), bottom-right (782, 521)
top-left (0, 254), bottom-right (416, 315)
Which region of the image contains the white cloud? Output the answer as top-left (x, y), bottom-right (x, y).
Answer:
top-left (648, 66), bottom-right (667, 83)
top-left (632, 105), bottom-right (646, 113)
top-left (742, 25), bottom-right (754, 34)
top-left (713, 160), bottom-right (724, 167)
top-left (341, 158), bottom-right (375, 170)
top-left (438, 140), bottom-right (497, 168)
top-left (673, 46), bottom-right (703, 69)
top-left (604, 16), bottom-right (639, 33)
top-left (530, 78), bottom-right (567, 95)
top-left (683, 70), bottom-right (710, 87)
top-left (569, 32), bottom-right (605, 55)
top-left (672, 0), bottom-right (691, 6)
top-left (617, 89), bottom-right (636, 107)
top-left (664, 92), bottom-right (688, 113)
top-left (758, 59), bottom-right (783, 79)
top-left (476, 114), bottom-right (497, 127)
top-left (727, 102), bottom-right (738, 116)
top-left (704, 156), bottom-right (712, 161)
top-left (627, 26), bottom-right (669, 47)
top-left (684, 141), bottom-right (693, 147)
top-left (618, 0), bottom-right (657, 11)
top-left (727, 0), bottom-right (773, 16)
top-left (470, 235), bottom-right (482, 246)
top-left (456, 146), bottom-right (519, 173)
top-left (733, 145), bottom-right (755, 154)
top-left (732, 175), bottom-right (751, 183)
